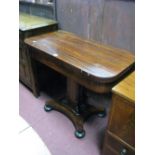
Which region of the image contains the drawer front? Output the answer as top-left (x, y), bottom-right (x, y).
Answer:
top-left (103, 132), bottom-right (135, 155)
top-left (108, 94), bottom-right (135, 147)
top-left (103, 146), bottom-right (117, 155)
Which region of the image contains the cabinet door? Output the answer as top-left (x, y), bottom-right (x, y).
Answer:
top-left (108, 94), bottom-right (135, 147)
top-left (19, 42), bottom-right (32, 88)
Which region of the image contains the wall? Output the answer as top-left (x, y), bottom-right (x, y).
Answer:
top-left (56, 0), bottom-right (135, 53)
top-left (19, 1), bottom-right (56, 19)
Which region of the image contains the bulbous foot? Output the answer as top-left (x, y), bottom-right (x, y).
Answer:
top-left (97, 110), bottom-right (106, 118)
top-left (44, 104), bottom-right (53, 112)
top-left (74, 130), bottom-right (85, 139)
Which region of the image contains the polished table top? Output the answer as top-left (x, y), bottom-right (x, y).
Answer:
top-left (25, 30), bottom-right (134, 84)
top-left (19, 13), bottom-right (57, 31)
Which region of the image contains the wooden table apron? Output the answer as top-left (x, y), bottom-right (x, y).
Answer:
top-left (25, 31), bottom-right (135, 138)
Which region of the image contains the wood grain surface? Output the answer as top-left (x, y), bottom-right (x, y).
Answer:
top-left (112, 71), bottom-right (135, 102)
top-left (19, 13), bottom-right (57, 31)
top-left (25, 30), bottom-right (135, 84)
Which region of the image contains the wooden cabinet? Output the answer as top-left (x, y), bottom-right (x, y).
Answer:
top-left (103, 72), bottom-right (135, 155)
top-left (19, 0), bottom-right (57, 20)
top-left (19, 40), bottom-right (32, 88)
top-left (19, 13), bottom-right (58, 91)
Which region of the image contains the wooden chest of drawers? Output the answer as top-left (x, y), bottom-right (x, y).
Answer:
top-left (19, 13), bottom-right (58, 91)
top-left (103, 72), bottom-right (135, 155)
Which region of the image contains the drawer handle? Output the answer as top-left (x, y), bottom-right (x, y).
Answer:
top-left (120, 148), bottom-right (127, 155)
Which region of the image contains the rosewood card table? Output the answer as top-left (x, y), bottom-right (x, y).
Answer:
top-left (25, 30), bottom-right (135, 138)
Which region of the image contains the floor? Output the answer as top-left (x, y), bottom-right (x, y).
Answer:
top-left (19, 83), bottom-right (109, 155)
top-left (18, 116), bottom-right (52, 155)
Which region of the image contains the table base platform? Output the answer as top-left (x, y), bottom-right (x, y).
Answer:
top-left (44, 97), bottom-right (106, 139)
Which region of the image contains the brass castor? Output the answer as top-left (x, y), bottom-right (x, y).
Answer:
top-left (74, 130), bottom-right (85, 139)
top-left (97, 109), bottom-right (106, 118)
top-left (44, 104), bottom-right (53, 112)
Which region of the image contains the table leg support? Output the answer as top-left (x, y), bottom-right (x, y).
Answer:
top-left (44, 98), bottom-right (85, 138)
top-left (44, 78), bottom-right (106, 139)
